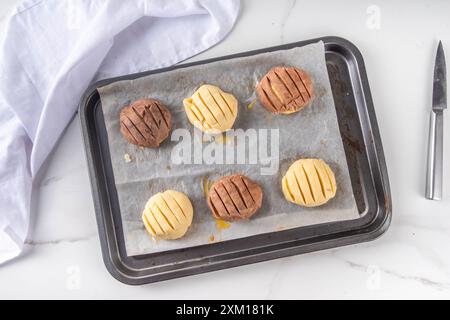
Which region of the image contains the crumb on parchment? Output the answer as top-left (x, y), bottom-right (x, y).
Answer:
top-left (216, 219), bottom-right (230, 231)
top-left (124, 153), bottom-right (132, 163)
top-left (247, 99), bottom-right (257, 110)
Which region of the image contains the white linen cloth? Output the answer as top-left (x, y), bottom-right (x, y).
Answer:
top-left (0, 0), bottom-right (240, 264)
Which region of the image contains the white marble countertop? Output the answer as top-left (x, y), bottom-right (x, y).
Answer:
top-left (1, 0), bottom-right (450, 299)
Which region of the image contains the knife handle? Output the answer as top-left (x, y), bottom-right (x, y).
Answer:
top-left (426, 111), bottom-right (444, 200)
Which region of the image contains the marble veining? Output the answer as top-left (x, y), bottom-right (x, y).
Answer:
top-left (25, 234), bottom-right (97, 247)
top-left (337, 255), bottom-right (450, 291)
top-left (280, 0), bottom-right (297, 44)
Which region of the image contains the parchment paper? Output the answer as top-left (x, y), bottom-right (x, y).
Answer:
top-left (98, 41), bottom-right (359, 256)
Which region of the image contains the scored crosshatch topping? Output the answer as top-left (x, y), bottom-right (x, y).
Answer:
top-left (256, 66), bottom-right (314, 114)
top-left (183, 84), bottom-right (238, 133)
top-left (282, 159), bottom-right (336, 207)
top-left (120, 98), bottom-right (172, 148)
top-left (207, 174), bottom-right (263, 221)
top-left (142, 190), bottom-right (194, 240)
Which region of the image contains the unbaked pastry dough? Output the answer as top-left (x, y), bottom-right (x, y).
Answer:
top-left (183, 84), bottom-right (238, 133)
top-left (142, 190), bottom-right (193, 240)
top-left (256, 66), bottom-right (314, 114)
top-left (282, 159), bottom-right (336, 207)
top-left (207, 174), bottom-right (263, 221)
top-left (120, 99), bottom-right (172, 148)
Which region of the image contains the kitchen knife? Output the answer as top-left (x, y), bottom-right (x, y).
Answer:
top-left (426, 41), bottom-right (447, 200)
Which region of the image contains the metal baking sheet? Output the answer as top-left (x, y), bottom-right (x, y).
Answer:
top-left (79, 36), bottom-right (391, 285)
top-left (97, 41), bottom-right (359, 257)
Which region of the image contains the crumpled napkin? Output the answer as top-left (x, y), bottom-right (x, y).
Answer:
top-left (0, 0), bottom-right (240, 264)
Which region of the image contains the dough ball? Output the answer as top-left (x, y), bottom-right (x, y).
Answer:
top-left (142, 190), bottom-right (193, 240)
top-left (256, 66), bottom-right (314, 114)
top-left (207, 174), bottom-right (263, 221)
top-left (282, 159), bottom-right (336, 207)
top-left (183, 84), bottom-right (238, 133)
top-left (120, 99), bottom-right (172, 148)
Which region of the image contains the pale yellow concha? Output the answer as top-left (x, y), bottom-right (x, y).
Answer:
top-left (142, 190), bottom-right (193, 240)
top-left (183, 84), bottom-right (238, 133)
top-left (282, 159), bottom-right (337, 207)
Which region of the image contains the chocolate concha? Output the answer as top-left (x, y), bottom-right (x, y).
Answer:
top-left (207, 174), bottom-right (263, 221)
top-left (256, 66), bottom-right (314, 114)
top-left (120, 99), bottom-right (172, 148)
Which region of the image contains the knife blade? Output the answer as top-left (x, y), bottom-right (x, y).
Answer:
top-left (426, 41), bottom-right (447, 200)
top-left (432, 41), bottom-right (447, 111)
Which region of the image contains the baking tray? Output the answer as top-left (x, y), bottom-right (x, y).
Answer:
top-left (79, 36), bottom-right (391, 285)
